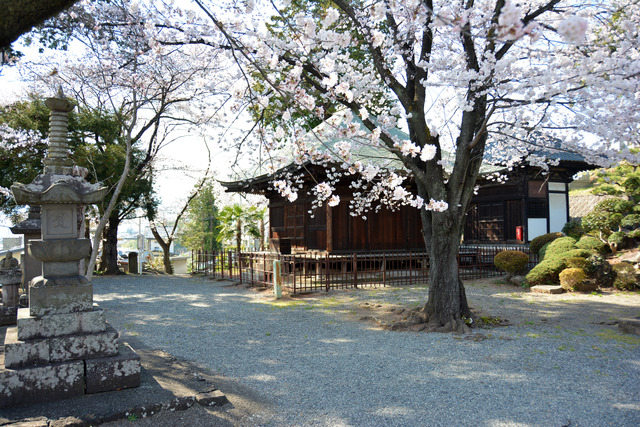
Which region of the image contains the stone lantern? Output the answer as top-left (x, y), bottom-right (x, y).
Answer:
top-left (0, 91), bottom-right (140, 407)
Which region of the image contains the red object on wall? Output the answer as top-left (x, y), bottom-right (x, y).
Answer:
top-left (516, 226), bottom-right (524, 241)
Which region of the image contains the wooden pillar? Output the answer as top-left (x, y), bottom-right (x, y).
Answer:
top-left (326, 205), bottom-right (333, 253)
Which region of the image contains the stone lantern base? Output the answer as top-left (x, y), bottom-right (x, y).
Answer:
top-left (0, 305), bottom-right (140, 407)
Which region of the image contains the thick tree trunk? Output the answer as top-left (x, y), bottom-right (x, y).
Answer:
top-left (100, 215), bottom-right (121, 275)
top-left (415, 210), bottom-right (472, 333)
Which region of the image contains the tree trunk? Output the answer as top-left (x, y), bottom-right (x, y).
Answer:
top-left (416, 211), bottom-right (472, 333)
top-left (236, 218), bottom-right (242, 253)
top-left (100, 215), bottom-right (121, 275)
top-left (259, 218), bottom-right (265, 251)
top-left (149, 225), bottom-right (174, 274)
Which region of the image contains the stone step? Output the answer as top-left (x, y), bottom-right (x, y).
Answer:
top-left (4, 325), bottom-right (119, 369)
top-left (17, 305), bottom-right (107, 340)
top-left (530, 285), bottom-right (565, 294)
top-left (0, 359), bottom-right (85, 408)
top-left (0, 343), bottom-right (140, 408)
top-left (86, 342), bottom-right (141, 394)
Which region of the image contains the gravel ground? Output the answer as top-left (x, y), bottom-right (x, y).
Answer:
top-left (93, 274), bottom-right (640, 427)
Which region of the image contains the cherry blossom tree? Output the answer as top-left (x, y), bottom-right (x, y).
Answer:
top-left (136, 0), bottom-right (639, 331)
top-left (178, 0), bottom-right (637, 331)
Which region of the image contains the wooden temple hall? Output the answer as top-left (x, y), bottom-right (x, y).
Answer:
top-left (221, 154), bottom-right (593, 254)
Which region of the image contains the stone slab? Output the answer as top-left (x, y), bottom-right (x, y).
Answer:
top-left (4, 327), bottom-right (50, 369)
top-left (0, 306), bottom-right (18, 326)
top-left (42, 261), bottom-right (82, 277)
top-left (618, 317), bottom-right (640, 336)
top-left (531, 285), bottom-right (565, 294)
top-left (4, 326), bottom-right (119, 369)
top-left (29, 276), bottom-right (93, 317)
top-left (195, 388), bottom-right (229, 407)
top-left (85, 342), bottom-right (141, 394)
top-left (0, 360), bottom-right (85, 408)
top-left (17, 305), bottom-right (107, 340)
top-left (49, 325), bottom-right (119, 362)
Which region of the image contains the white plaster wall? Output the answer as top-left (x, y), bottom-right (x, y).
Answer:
top-left (549, 193), bottom-right (568, 232)
top-left (549, 182), bottom-right (566, 192)
top-left (528, 218), bottom-right (548, 241)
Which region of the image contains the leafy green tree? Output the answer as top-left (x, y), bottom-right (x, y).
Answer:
top-left (582, 197), bottom-right (638, 253)
top-left (177, 179), bottom-right (222, 252)
top-left (590, 151), bottom-right (640, 204)
top-left (216, 204), bottom-right (265, 252)
top-left (0, 96), bottom-right (52, 220)
top-left (0, 96), bottom-right (157, 274)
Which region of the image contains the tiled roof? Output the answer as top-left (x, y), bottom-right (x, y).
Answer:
top-left (569, 193), bottom-right (615, 219)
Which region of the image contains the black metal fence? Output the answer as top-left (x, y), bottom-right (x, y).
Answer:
top-left (191, 245), bottom-right (538, 294)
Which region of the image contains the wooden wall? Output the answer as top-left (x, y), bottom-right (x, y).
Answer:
top-left (269, 195), bottom-right (424, 253)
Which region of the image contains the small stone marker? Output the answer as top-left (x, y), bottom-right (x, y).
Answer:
top-left (0, 253), bottom-right (22, 325)
top-left (530, 285), bottom-right (565, 294)
top-left (273, 260), bottom-right (282, 299)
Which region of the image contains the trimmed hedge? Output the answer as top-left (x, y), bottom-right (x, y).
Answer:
top-left (559, 268), bottom-right (587, 292)
top-left (525, 257), bottom-right (567, 286)
top-left (575, 235), bottom-right (608, 254)
top-left (566, 257), bottom-right (590, 270)
top-left (540, 236), bottom-right (577, 260)
top-left (530, 232), bottom-right (563, 256)
top-left (494, 250), bottom-right (529, 274)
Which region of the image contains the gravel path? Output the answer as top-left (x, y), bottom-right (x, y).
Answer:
top-left (93, 275), bottom-right (640, 426)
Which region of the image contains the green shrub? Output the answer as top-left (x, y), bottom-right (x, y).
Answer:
top-left (530, 232), bottom-right (563, 256)
top-left (559, 268), bottom-right (587, 292)
top-left (575, 235), bottom-right (608, 254)
top-left (582, 197), bottom-right (634, 238)
top-left (585, 255), bottom-right (616, 288)
top-left (628, 229), bottom-right (640, 239)
top-left (621, 214), bottom-right (640, 229)
top-left (525, 258), bottom-right (567, 286)
top-left (612, 263), bottom-right (639, 291)
top-left (494, 251), bottom-right (529, 283)
top-left (562, 220), bottom-right (584, 240)
top-left (562, 249), bottom-right (593, 260)
top-left (541, 237), bottom-right (577, 260)
top-left (566, 257), bottom-right (590, 270)
top-left (608, 231), bottom-right (626, 245)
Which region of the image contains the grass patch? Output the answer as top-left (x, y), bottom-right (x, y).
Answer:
top-left (596, 330), bottom-right (640, 347)
top-left (256, 300), bottom-right (310, 309)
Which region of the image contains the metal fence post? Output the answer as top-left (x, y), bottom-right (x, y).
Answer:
top-left (292, 255), bottom-right (296, 294)
top-left (325, 253), bottom-right (330, 292)
top-left (352, 253), bottom-right (358, 288)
